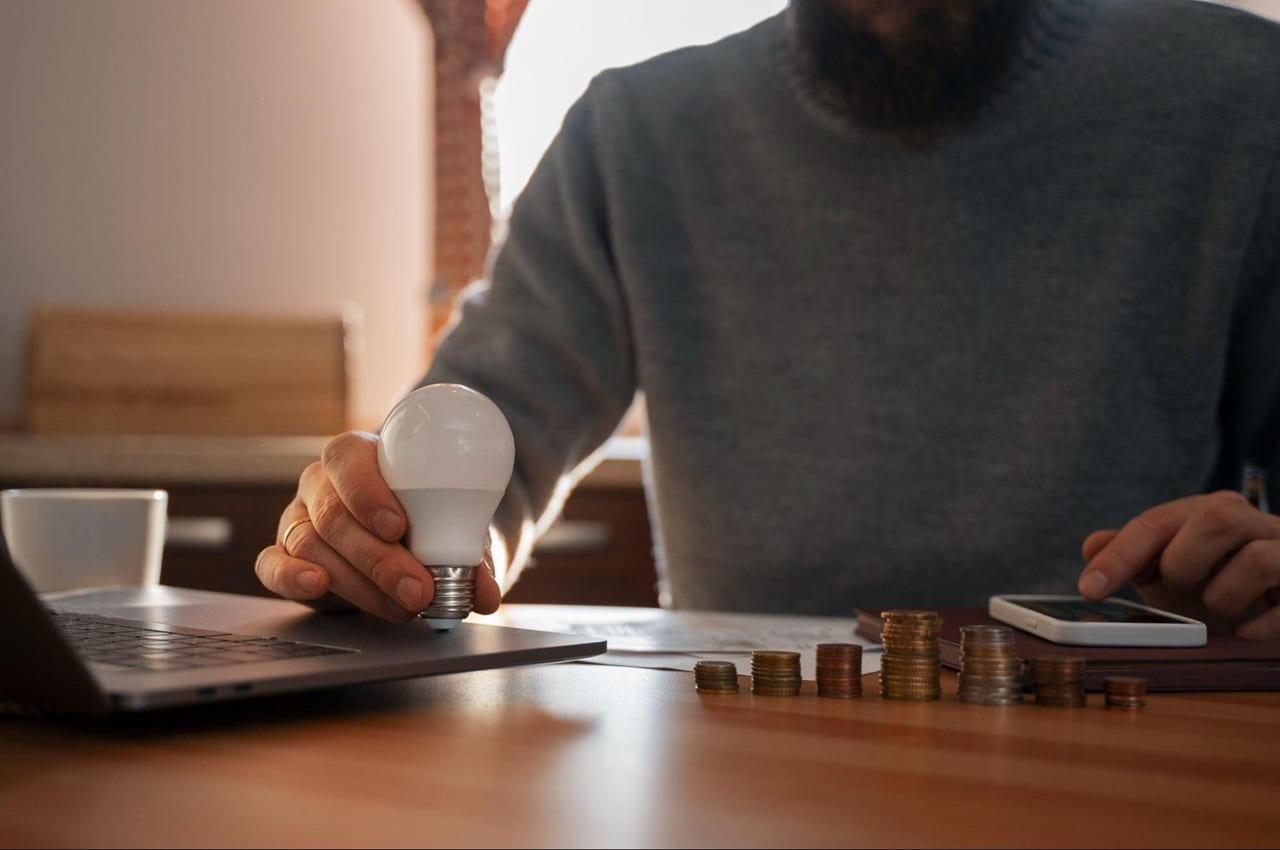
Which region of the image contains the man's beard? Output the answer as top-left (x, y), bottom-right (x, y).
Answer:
top-left (789, 0), bottom-right (1033, 145)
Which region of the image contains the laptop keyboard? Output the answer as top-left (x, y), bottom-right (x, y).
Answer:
top-left (48, 610), bottom-right (354, 672)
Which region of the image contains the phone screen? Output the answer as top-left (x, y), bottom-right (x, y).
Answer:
top-left (1017, 598), bottom-right (1187, 624)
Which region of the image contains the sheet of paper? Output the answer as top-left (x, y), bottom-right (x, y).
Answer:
top-left (577, 650), bottom-right (880, 679)
top-left (474, 605), bottom-right (882, 678)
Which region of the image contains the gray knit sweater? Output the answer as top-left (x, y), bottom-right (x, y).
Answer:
top-left (425, 0), bottom-right (1280, 614)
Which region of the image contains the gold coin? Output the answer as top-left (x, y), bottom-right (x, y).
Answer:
top-left (881, 610), bottom-right (941, 620)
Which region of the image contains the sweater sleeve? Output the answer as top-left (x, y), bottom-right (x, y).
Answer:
top-left (422, 78), bottom-right (637, 589)
top-left (1216, 146), bottom-right (1280, 511)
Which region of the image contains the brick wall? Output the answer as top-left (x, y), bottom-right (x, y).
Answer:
top-left (420, 0), bottom-right (528, 356)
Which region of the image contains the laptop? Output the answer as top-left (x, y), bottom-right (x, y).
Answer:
top-left (0, 540), bottom-right (605, 715)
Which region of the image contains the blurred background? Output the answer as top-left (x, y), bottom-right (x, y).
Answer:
top-left (0, 0), bottom-right (784, 432)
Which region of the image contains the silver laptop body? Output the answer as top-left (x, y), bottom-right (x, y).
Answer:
top-left (0, 542), bottom-right (605, 714)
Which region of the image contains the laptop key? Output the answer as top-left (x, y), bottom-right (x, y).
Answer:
top-left (50, 610), bottom-right (355, 671)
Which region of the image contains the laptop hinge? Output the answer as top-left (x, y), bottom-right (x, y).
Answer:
top-left (0, 547), bottom-right (114, 716)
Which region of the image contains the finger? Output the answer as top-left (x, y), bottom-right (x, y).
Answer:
top-left (255, 544), bottom-right (331, 600)
top-left (1201, 539), bottom-right (1280, 619)
top-left (303, 472), bottom-right (434, 615)
top-left (321, 432), bottom-right (406, 543)
top-left (277, 494), bottom-right (313, 542)
top-left (270, 500), bottom-right (411, 620)
top-left (277, 518), bottom-right (417, 622)
top-left (1235, 603), bottom-right (1280, 642)
top-left (1157, 492), bottom-right (1276, 590)
top-left (473, 554), bottom-right (501, 615)
top-left (1078, 496), bottom-right (1202, 599)
top-left (270, 501), bottom-right (361, 606)
top-left (1081, 529), bottom-right (1119, 562)
top-left (1081, 529), bottom-right (1163, 594)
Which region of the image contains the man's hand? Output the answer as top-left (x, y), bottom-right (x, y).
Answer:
top-left (254, 431), bottom-right (502, 623)
top-left (1077, 491), bottom-right (1280, 640)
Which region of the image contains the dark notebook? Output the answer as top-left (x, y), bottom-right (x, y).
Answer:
top-left (855, 608), bottom-right (1280, 692)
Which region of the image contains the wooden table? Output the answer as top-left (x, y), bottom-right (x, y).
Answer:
top-left (1, 648), bottom-right (1277, 847)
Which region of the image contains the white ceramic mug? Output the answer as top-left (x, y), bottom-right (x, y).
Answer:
top-left (1, 488), bottom-right (168, 593)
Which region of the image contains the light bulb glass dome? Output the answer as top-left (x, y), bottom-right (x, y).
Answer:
top-left (378, 383), bottom-right (515, 493)
top-left (377, 383), bottom-right (515, 570)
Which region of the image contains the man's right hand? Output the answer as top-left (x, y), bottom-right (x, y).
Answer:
top-left (254, 431), bottom-right (502, 623)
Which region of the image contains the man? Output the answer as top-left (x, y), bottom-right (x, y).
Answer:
top-left (255, 0), bottom-right (1280, 638)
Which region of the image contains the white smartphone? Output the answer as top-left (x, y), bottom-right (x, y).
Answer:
top-left (988, 595), bottom-right (1207, 647)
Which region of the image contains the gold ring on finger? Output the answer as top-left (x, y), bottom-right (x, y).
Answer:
top-left (281, 516), bottom-right (313, 556)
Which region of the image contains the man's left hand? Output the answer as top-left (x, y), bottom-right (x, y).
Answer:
top-left (1077, 491), bottom-right (1280, 640)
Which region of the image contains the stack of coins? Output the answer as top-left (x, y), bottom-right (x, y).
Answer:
top-left (693, 660), bottom-right (740, 694)
top-left (1103, 676), bottom-right (1147, 709)
top-left (1030, 657), bottom-right (1087, 707)
top-left (751, 650), bottom-right (802, 696)
top-left (879, 610), bottom-right (941, 701)
top-left (956, 625), bottom-right (1024, 705)
top-left (815, 643), bottom-right (863, 698)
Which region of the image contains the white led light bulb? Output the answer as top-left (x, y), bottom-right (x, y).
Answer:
top-left (377, 383), bottom-right (515, 630)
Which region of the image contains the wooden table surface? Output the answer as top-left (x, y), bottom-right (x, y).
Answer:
top-left (1, 654), bottom-right (1277, 848)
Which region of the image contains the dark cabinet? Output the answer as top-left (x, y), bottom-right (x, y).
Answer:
top-left (505, 486), bottom-right (659, 607)
top-left (3, 475), bottom-right (659, 607)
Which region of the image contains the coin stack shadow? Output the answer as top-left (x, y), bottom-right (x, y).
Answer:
top-left (693, 660), bottom-right (740, 695)
top-left (879, 610), bottom-right (942, 701)
top-left (1030, 657), bottom-right (1087, 707)
top-left (957, 625), bottom-right (1024, 705)
top-left (1103, 676), bottom-right (1147, 709)
top-left (815, 643), bottom-right (863, 698)
top-left (751, 650), bottom-right (802, 696)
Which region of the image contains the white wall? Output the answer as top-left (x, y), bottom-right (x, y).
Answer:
top-left (1233, 0), bottom-right (1280, 18)
top-left (0, 0), bottom-right (430, 431)
top-left (493, 0), bottom-right (785, 216)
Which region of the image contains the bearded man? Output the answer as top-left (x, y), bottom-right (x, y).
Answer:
top-left (259, 1), bottom-right (1280, 641)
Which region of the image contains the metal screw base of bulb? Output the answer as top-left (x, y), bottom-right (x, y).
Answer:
top-left (419, 565), bottom-right (476, 628)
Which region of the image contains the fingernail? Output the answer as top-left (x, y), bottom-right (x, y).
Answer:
top-left (373, 509), bottom-right (402, 541)
top-left (296, 570), bottom-right (322, 594)
top-left (396, 576), bottom-right (422, 610)
top-left (1079, 571), bottom-right (1108, 599)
